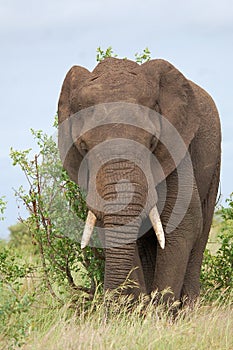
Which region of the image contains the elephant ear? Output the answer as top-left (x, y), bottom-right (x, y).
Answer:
top-left (58, 66), bottom-right (91, 183)
top-left (142, 59), bottom-right (200, 179)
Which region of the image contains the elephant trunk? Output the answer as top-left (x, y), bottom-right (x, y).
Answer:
top-left (103, 191), bottom-right (144, 292)
top-left (100, 159), bottom-right (147, 292)
top-left (81, 159), bottom-right (165, 292)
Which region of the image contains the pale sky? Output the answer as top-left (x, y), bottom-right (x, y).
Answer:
top-left (0, 0), bottom-right (232, 237)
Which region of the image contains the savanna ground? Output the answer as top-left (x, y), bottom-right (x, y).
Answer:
top-left (16, 297), bottom-right (233, 350)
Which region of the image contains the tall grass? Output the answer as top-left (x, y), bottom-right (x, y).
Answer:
top-left (16, 294), bottom-right (233, 350)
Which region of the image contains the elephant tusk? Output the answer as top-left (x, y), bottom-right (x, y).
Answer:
top-left (81, 211), bottom-right (97, 249)
top-left (149, 206), bottom-right (165, 249)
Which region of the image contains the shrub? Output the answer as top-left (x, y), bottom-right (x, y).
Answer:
top-left (0, 244), bottom-right (35, 347)
top-left (96, 46), bottom-right (151, 63)
top-left (10, 128), bottom-right (104, 302)
top-left (201, 198), bottom-right (233, 301)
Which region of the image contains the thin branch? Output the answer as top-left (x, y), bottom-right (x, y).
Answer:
top-left (38, 236), bottom-right (60, 300)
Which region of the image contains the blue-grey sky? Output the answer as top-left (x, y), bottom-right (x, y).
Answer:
top-left (0, 0), bottom-right (232, 238)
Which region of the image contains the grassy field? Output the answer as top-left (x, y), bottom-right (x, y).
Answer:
top-left (1, 217), bottom-right (232, 350)
top-left (1, 289), bottom-right (232, 350)
top-left (21, 300), bottom-right (233, 350)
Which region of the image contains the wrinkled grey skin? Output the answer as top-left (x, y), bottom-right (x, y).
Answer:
top-left (58, 58), bottom-right (221, 303)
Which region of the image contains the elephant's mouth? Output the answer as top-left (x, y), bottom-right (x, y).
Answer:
top-left (81, 206), bottom-right (165, 250)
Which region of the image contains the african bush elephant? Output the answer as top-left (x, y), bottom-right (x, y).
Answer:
top-left (58, 57), bottom-right (221, 303)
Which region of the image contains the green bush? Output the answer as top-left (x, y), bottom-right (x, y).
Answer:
top-left (96, 46), bottom-right (117, 62)
top-left (0, 244), bottom-right (35, 348)
top-left (8, 223), bottom-right (35, 250)
top-left (201, 198), bottom-right (233, 301)
top-left (10, 128), bottom-right (104, 303)
top-left (96, 46), bottom-right (151, 63)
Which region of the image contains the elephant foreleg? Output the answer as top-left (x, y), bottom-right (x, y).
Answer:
top-left (137, 228), bottom-right (157, 294)
top-left (153, 183), bottom-right (203, 302)
top-left (181, 161), bottom-right (221, 303)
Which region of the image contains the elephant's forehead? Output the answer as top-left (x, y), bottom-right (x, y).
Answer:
top-left (82, 123), bottom-right (151, 143)
top-left (73, 102), bottom-right (160, 135)
top-left (77, 72), bottom-right (156, 109)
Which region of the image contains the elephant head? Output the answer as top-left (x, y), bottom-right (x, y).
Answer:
top-left (58, 58), bottom-right (202, 295)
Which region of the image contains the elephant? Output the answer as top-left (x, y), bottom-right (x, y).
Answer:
top-left (58, 57), bottom-right (221, 304)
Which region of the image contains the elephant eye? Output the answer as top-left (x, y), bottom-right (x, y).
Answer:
top-left (150, 135), bottom-right (157, 152)
top-left (79, 140), bottom-right (88, 156)
top-left (154, 102), bottom-right (161, 113)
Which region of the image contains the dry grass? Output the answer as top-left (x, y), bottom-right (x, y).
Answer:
top-left (20, 294), bottom-right (233, 350)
